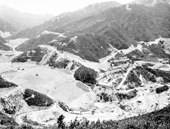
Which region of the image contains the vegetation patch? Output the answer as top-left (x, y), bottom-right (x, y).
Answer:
top-left (97, 92), bottom-right (113, 102)
top-left (22, 115), bottom-right (42, 126)
top-left (5, 104), bottom-right (170, 129)
top-left (50, 58), bottom-right (70, 69)
top-left (30, 105), bottom-right (170, 129)
top-left (135, 66), bottom-right (156, 83)
top-left (12, 47), bottom-right (47, 63)
top-left (148, 44), bottom-right (170, 59)
top-left (58, 101), bottom-right (70, 112)
top-left (0, 76), bottom-right (18, 88)
top-left (156, 85), bottom-right (169, 94)
top-left (143, 64), bottom-right (170, 83)
top-left (74, 66), bottom-right (97, 85)
top-left (115, 90), bottom-right (137, 101)
top-left (23, 89), bottom-right (54, 107)
top-left (124, 70), bottom-right (142, 89)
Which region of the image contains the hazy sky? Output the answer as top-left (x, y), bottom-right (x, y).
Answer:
top-left (0, 0), bottom-right (135, 15)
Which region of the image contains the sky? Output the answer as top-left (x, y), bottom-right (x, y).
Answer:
top-left (0, 0), bottom-right (135, 16)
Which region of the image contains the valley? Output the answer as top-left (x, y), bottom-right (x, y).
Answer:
top-left (0, 37), bottom-right (170, 128)
top-left (0, 0), bottom-right (170, 128)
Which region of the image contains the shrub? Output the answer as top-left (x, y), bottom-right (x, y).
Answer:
top-left (99, 92), bottom-right (111, 102)
top-left (57, 115), bottom-right (65, 129)
top-left (54, 58), bottom-right (70, 69)
top-left (156, 85), bottom-right (169, 94)
top-left (0, 112), bottom-right (18, 127)
top-left (116, 90), bottom-right (137, 101)
top-left (22, 116), bottom-right (41, 126)
top-left (58, 101), bottom-right (70, 112)
top-left (19, 124), bottom-right (34, 129)
top-left (74, 66), bottom-right (97, 85)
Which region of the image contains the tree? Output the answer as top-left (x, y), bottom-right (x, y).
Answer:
top-left (74, 66), bottom-right (97, 85)
top-left (57, 115), bottom-right (65, 129)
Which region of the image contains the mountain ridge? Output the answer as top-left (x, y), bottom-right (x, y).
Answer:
top-left (10, 1), bottom-right (121, 39)
top-left (0, 4), bottom-right (53, 33)
top-left (132, 0), bottom-right (170, 6)
top-left (14, 2), bottom-right (170, 62)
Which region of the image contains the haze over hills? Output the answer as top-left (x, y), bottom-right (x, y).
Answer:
top-left (0, 5), bottom-right (53, 36)
top-left (0, 4), bottom-right (55, 51)
top-left (1, 0), bottom-right (170, 128)
top-left (0, 36), bottom-right (11, 51)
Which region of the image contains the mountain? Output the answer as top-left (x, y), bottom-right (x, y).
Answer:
top-left (132, 0), bottom-right (170, 6)
top-left (0, 18), bottom-right (16, 38)
top-left (14, 2), bottom-right (170, 62)
top-left (2, 1), bottom-right (170, 127)
top-left (0, 19), bottom-right (12, 50)
top-left (0, 36), bottom-right (11, 50)
top-left (0, 5), bottom-right (53, 33)
top-left (11, 1), bottom-right (121, 39)
top-left (50, 3), bottom-right (170, 41)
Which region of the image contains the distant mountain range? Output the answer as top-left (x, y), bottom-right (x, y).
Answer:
top-left (0, 5), bottom-right (53, 34)
top-left (1, 0), bottom-right (170, 61)
top-left (0, 5), bottom-right (54, 50)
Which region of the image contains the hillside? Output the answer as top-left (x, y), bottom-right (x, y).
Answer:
top-left (0, 18), bottom-right (16, 38)
top-left (0, 36), bottom-right (11, 51)
top-left (15, 2), bottom-right (170, 62)
top-left (133, 0), bottom-right (170, 6)
top-left (11, 1), bottom-right (121, 39)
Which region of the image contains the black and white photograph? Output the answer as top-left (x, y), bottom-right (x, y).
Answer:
top-left (0, 0), bottom-right (170, 128)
